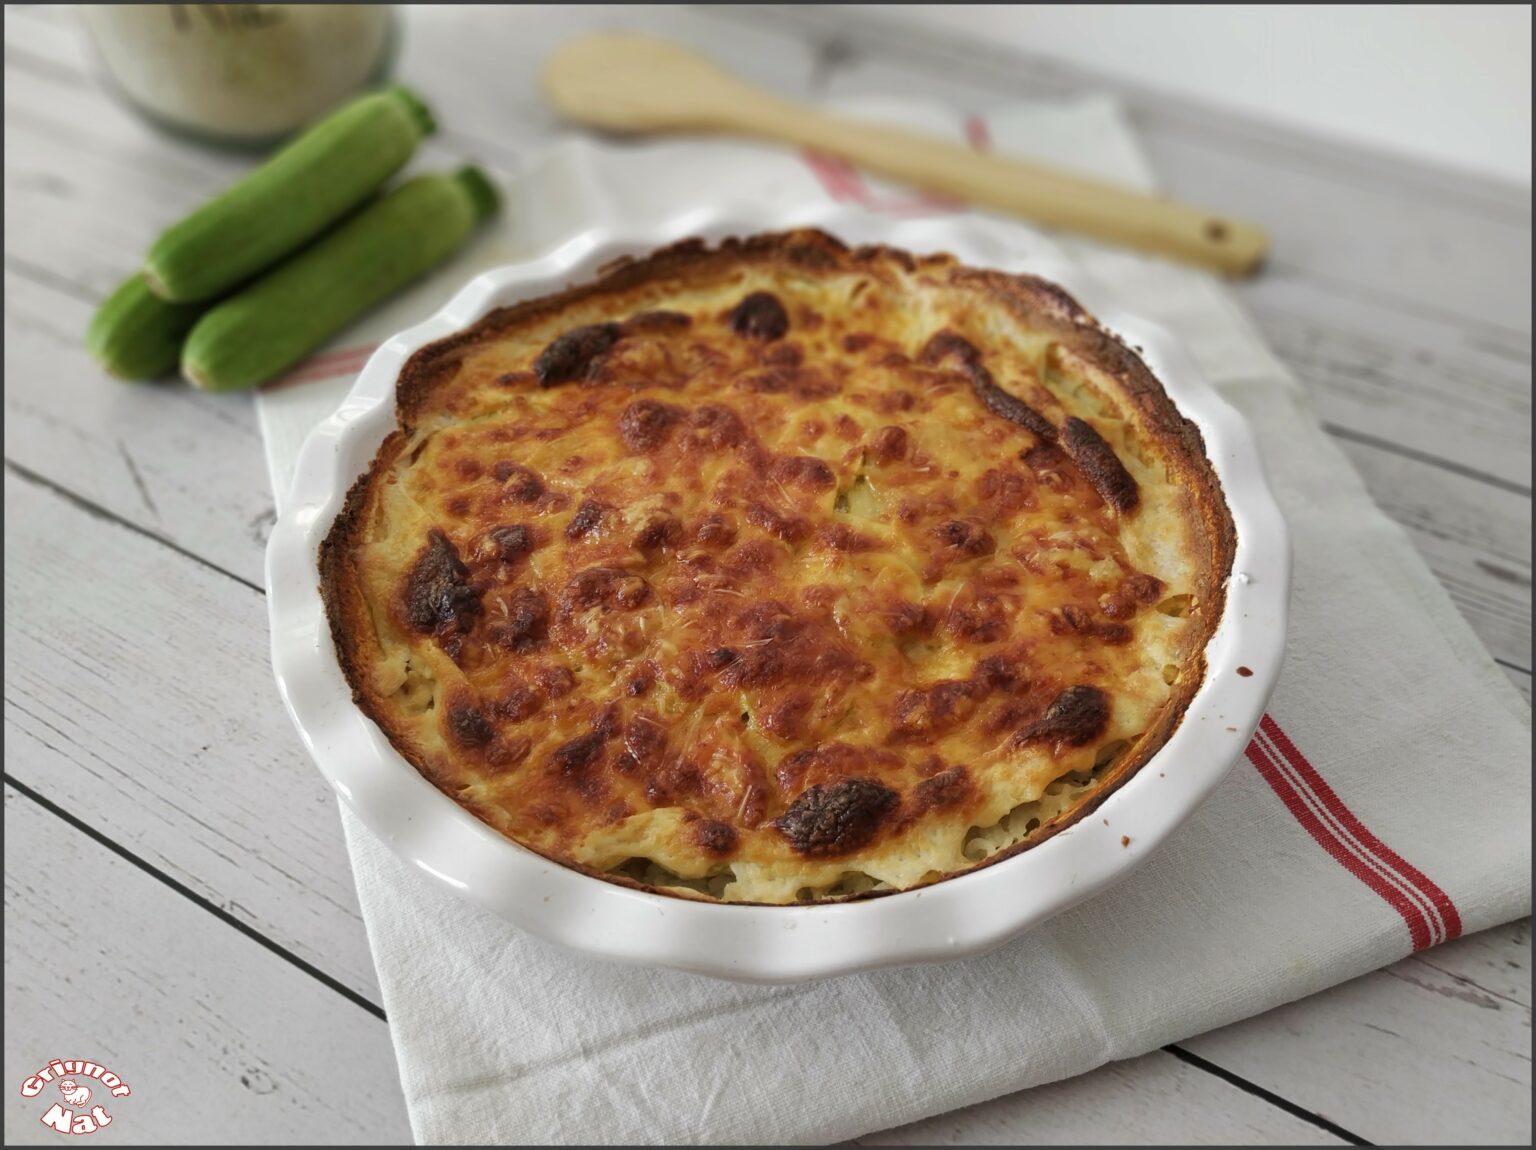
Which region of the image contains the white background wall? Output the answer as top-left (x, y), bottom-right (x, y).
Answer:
top-left (856, 4), bottom-right (1532, 186)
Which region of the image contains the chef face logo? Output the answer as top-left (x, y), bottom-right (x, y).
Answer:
top-left (19, 1060), bottom-right (130, 1135)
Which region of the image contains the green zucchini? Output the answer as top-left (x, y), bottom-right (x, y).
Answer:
top-left (144, 86), bottom-right (435, 303)
top-left (85, 274), bottom-right (208, 380)
top-left (182, 166), bottom-right (500, 393)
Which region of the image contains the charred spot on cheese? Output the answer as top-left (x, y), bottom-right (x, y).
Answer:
top-left (552, 730), bottom-right (606, 775)
top-left (975, 381), bottom-right (1056, 440)
top-left (871, 425), bottom-right (908, 464)
top-left (815, 523), bottom-right (877, 552)
top-left (892, 678), bottom-right (987, 738)
top-left (1063, 416), bottom-right (1139, 513)
top-left (496, 686), bottom-right (541, 723)
top-left (945, 592), bottom-right (1009, 644)
top-left (692, 817), bottom-right (739, 857)
top-left (446, 700), bottom-right (494, 748)
top-left (759, 692), bottom-right (812, 742)
top-left (761, 342), bottom-right (804, 369)
top-left (694, 513), bottom-right (737, 548)
top-left (534, 323), bottom-right (621, 385)
top-left (774, 777), bottom-right (899, 857)
top-left (687, 403), bottom-right (746, 449)
top-left (771, 455), bottom-right (836, 489)
top-left (919, 330), bottom-right (1055, 440)
top-left (1051, 605), bottom-right (1134, 646)
top-left (736, 368), bottom-right (787, 395)
top-left (618, 398), bottom-right (683, 453)
top-left (933, 518), bottom-right (995, 558)
top-left (486, 587), bottom-right (548, 652)
top-left (643, 753), bottom-right (710, 807)
top-left (729, 291), bottom-right (789, 341)
top-left (1124, 573), bottom-right (1164, 602)
top-left (1021, 441), bottom-right (1067, 478)
top-left (565, 498), bottom-right (609, 541)
top-left (723, 538), bottom-right (777, 575)
top-left (975, 653), bottom-right (1020, 689)
top-left (918, 329), bottom-right (981, 371)
top-left (622, 310), bottom-right (692, 334)
top-left (773, 741), bottom-right (897, 794)
top-left (493, 461), bottom-right (546, 503)
top-left (623, 712), bottom-right (667, 771)
top-left (1015, 685), bottom-right (1111, 748)
top-left (633, 513), bottom-right (682, 553)
top-left (1100, 593), bottom-right (1136, 619)
top-left (402, 530), bottom-right (481, 636)
top-left (723, 601), bottom-right (861, 688)
top-left (559, 567), bottom-right (651, 615)
top-left (709, 611), bottom-right (792, 690)
top-left (736, 364), bottom-right (837, 400)
top-left (745, 501), bottom-right (810, 544)
top-left (538, 664), bottom-right (577, 699)
top-left (911, 766), bottom-right (973, 812)
top-left (547, 711), bottom-right (617, 789)
top-left (486, 736), bottom-right (532, 772)
top-left (886, 601), bottom-right (934, 642)
top-left (977, 467), bottom-right (1033, 514)
top-left (477, 524), bottom-right (532, 563)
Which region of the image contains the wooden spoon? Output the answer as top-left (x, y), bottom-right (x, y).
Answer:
top-left (542, 34), bottom-right (1268, 276)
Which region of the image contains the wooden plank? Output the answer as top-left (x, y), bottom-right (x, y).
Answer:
top-left (1239, 272), bottom-right (1531, 494)
top-left (852, 1048), bottom-right (1346, 1146)
top-left (1340, 441), bottom-right (1531, 673)
top-left (3, 273), bottom-right (273, 587)
top-left (1411, 917), bottom-right (1531, 1010)
top-left (4, 17), bottom-right (254, 290)
top-left (3, 465), bottom-right (379, 1004)
top-left (1501, 665), bottom-right (1533, 707)
top-left (1182, 919), bottom-right (1532, 1146)
top-left (1145, 134), bottom-right (1531, 336)
top-left (2, 785), bottom-right (411, 1146)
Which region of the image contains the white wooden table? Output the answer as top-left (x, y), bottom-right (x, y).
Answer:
top-left (4, 6), bottom-right (1530, 1145)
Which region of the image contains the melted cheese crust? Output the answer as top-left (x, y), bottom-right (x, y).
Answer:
top-left (321, 231), bottom-right (1234, 903)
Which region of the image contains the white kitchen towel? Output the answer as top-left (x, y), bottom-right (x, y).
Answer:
top-left (256, 97), bottom-right (1531, 1145)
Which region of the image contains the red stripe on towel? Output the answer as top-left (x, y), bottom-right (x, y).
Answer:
top-left (1246, 715), bottom-right (1461, 950)
top-left (964, 113), bottom-right (992, 151)
top-left (1258, 715), bottom-right (1462, 943)
top-left (260, 343), bottom-right (379, 392)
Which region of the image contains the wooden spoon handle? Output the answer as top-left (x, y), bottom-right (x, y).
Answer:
top-left (727, 94), bottom-right (1268, 276)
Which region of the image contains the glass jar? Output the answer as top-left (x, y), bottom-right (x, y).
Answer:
top-left (80, 4), bottom-right (397, 148)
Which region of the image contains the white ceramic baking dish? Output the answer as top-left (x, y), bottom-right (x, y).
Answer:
top-left (265, 203), bottom-right (1290, 983)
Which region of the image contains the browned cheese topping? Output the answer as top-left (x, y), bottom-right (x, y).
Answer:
top-left (321, 231), bottom-right (1233, 902)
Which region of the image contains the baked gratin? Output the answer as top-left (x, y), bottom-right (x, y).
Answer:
top-left (320, 230), bottom-right (1235, 904)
